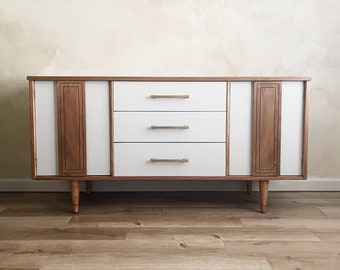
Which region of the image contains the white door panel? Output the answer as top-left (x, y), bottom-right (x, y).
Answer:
top-left (229, 82), bottom-right (253, 175)
top-left (280, 81), bottom-right (304, 175)
top-left (85, 81), bottom-right (111, 175)
top-left (35, 81), bottom-right (58, 175)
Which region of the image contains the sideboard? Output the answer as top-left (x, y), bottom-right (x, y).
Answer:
top-left (27, 76), bottom-right (310, 213)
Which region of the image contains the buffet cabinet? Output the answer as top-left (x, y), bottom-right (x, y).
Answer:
top-left (28, 76), bottom-right (310, 213)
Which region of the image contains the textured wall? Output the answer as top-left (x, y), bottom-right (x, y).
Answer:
top-left (1, 0), bottom-right (339, 179)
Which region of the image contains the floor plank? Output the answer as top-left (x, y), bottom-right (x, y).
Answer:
top-left (1, 191), bottom-right (340, 269)
top-left (39, 253), bottom-right (271, 270)
top-left (240, 217), bottom-right (340, 229)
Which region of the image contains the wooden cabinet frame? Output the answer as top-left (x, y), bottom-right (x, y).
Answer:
top-left (28, 76), bottom-right (311, 214)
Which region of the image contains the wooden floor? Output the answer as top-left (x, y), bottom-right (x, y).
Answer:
top-left (1, 191), bottom-right (340, 269)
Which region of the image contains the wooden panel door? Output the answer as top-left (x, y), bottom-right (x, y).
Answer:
top-left (57, 81), bottom-right (86, 175)
top-left (253, 82), bottom-right (281, 176)
top-left (229, 82), bottom-right (253, 175)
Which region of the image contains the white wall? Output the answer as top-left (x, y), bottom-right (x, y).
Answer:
top-left (0, 0), bottom-right (340, 191)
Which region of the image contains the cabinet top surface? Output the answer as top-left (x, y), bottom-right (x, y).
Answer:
top-left (27, 76), bottom-right (311, 81)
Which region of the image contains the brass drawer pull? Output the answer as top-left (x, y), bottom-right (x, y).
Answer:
top-left (150, 95), bottom-right (189, 99)
top-left (150, 158), bottom-right (189, 163)
top-left (150, 125), bottom-right (189, 129)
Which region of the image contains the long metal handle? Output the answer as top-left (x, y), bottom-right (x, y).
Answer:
top-left (150, 95), bottom-right (189, 99)
top-left (150, 158), bottom-right (189, 163)
top-left (150, 125), bottom-right (189, 129)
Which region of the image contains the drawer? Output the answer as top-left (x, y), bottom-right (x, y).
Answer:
top-left (114, 112), bottom-right (226, 142)
top-left (114, 143), bottom-right (226, 176)
top-left (113, 81), bottom-right (226, 111)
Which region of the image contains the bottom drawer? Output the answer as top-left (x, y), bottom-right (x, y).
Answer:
top-left (114, 143), bottom-right (226, 176)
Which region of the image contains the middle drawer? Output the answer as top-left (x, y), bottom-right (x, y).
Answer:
top-left (114, 112), bottom-right (226, 142)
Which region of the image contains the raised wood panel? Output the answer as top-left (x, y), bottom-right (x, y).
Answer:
top-left (253, 82), bottom-right (281, 177)
top-left (57, 81), bottom-right (86, 176)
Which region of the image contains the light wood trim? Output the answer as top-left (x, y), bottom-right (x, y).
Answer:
top-left (29, 80), bottom-right (37, 178)
top-left (110, 81), bottom-right (114, 176)
top-left (27, 76), bottom-right (312, 82)
top-left (226, 81), bottom-right (230, 176)
top-left (302, 81), bottom-right (310, 179)
top-left (253, 82), bottom-right (281, 177)
top-left (57, 81), bottom-right (86, 176)
top-left (259, 180), bottom-right (269, 213)
top-left (33, 175), bottom-right (305, 181)
top-left (70, 180), bottom-right (80, 213)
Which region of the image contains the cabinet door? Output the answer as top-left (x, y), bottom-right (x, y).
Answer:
top-left (57, 81), bottom-right (86, 176)
top-left (252, 82), bottom-right (281, 176)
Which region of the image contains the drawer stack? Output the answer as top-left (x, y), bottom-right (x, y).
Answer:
top-left (113, 81), bottom-right (227, 176)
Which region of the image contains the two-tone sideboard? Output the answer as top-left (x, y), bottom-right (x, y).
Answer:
top-left (27, 76), bottom-right (310, 213)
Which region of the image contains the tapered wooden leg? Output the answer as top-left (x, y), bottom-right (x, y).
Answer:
top-left (259, 180), bottom-right (269, 213)
top-left (246, 181), bottom-right (253, 194)
top-left (70, 180), bottom-right (80, 213)
top-left (86, 180), bottom-right (92, 195)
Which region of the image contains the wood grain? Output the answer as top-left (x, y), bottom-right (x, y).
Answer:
top-left (70, 180), bottom-right (80, 213)
top-left (29, 80), bottom-right (37, 179)
top-left (1, 191), bottom-right (340, 269)
top-left (302, 80), bottom-right (310, 179)
top-left (57, 81), bottom-right (86, 176)
top-left (226, 81), bottom-right (230, 176)
top-left (253, 82), bottom-right (281, 176)
top-left (27, 76), bottom-right (312, 81)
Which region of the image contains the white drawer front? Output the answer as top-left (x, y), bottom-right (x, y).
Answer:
top-left (114, 112), bottom-right (226, 142)
top-left (114, 81), bottom-right (226, 111)
top-left (114, 143), bottom-right (226, 176)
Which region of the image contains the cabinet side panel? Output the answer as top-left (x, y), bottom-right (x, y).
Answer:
top-left (85, 81), bottom-right (111, 175)
top-left (35, 81), bottom-right (58, 175)
top-left (253, 82), bottom-right (281, 176)
top-left (57, 81), bottom-right (86, 175)
top-left (229, 82), bottom-right (252, 175)
top-left (280, 82), bottom-right (304, 175)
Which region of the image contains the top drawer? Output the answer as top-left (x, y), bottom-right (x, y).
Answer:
top-left (113, 81), bottom-right (226, 111)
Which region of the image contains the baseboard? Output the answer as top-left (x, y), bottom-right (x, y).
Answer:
top-left (0, 177), bottom-right (340, 192)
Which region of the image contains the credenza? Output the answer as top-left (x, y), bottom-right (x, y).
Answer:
top-left (27, 76), bottom-right (310, 213)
